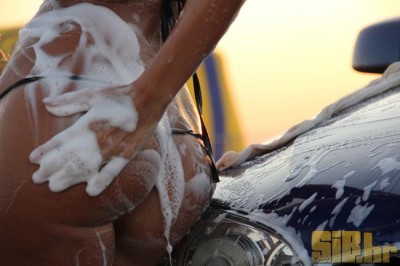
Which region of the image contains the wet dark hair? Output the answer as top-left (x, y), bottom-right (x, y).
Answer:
top-left (160, 0), bottom-right (219, 182)
top-left (161, 0), bottom-right (186, 42)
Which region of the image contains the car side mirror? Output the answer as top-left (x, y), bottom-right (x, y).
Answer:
top-left (353, 17), bottom-right (400, 74)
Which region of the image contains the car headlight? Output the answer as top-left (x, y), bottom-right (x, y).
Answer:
top-left (174, 208), bottom-right (299, 266)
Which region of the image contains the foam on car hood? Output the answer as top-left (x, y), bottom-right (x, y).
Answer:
top-left (217, 62), bottom-right (400, 170)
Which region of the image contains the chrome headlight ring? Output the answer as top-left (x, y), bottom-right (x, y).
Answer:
top-left (174, 208), bottom-right (300, 266)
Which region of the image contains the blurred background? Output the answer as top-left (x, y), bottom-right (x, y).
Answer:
top-left (1, 0), bottom-right (400, 155)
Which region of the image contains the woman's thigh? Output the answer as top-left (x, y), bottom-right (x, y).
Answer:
top-left (0, 86), bottom-right (162, 265)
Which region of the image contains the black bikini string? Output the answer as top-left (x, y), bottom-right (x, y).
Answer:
top-left (172, 74), bottom-right (220, 182)
top-left (161, 0), bottom-right (219, 182)
top-left (192, 73), bottom-right (219, 182)
top-left (0, 74), bottom-right (89, 100)
top-left (1, 1), bottom-right (219, 182)
top-left (0, 74), bottom-right (220, 182)
top-left (0, 76), bottom-right (44, 99)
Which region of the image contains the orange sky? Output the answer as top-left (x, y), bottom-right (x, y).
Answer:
top-left (1, 0), bottom-right (400, 149)
top-left (217, 0), bottom-right (400, 146)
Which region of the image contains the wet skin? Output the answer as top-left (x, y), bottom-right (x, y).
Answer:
top-left (0, 1), bottom-right (216, 265)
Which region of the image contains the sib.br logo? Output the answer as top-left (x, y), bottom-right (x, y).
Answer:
top-left (312, 231), bottom-right (398, 264)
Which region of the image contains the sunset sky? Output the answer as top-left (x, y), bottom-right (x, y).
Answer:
top-left (1, 0), bottom-right (400, 149)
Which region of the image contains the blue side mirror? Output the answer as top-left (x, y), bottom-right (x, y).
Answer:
top-left (353, 17), bottom-right (400, 74)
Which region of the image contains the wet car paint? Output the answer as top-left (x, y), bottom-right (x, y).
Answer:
top-left (211, 85), bottom-right (400, 262)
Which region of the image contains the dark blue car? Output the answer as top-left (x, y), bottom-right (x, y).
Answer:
top-left (172, 18), bottom-right (400, 266)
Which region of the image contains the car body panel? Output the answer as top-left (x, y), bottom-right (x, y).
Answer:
top-left (211, 85), bottom-right (400, 262)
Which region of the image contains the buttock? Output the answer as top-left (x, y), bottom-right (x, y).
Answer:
top-left (112, 133), bottom-right (215, 265)
top-left (0, 75), bottom-right (214, 265)
top-left (0, 120), bottom-right (214, 265)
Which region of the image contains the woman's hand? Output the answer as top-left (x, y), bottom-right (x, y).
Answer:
top-left (29, 0), bottom-right (246, 196)
top-left (29, 84), bottom-right (159, 196)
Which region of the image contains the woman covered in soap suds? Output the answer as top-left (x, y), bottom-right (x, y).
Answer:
top-left (0, 0), bottom-right (245, 265)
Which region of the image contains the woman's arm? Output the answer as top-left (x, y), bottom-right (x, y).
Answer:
top-left (48, 0), bottom-right (246, 121)
top-left (33, 0), bottom-right (246, 195)
top-left (136, 0), bottom-right (245, 114)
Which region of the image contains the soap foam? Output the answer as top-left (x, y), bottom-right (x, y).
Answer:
top-left (248, 210), bottom-right (311, 266)
top-left (24, 3), bottom-right (144, 196)
top-left (346, 203), bottom-right (375, 227)
top-left (154, 115), bottom-right (186, 261)
top-left (23, 2), bottom-right (194, 257)
top-left (218, 62), bottom-right (400, 170)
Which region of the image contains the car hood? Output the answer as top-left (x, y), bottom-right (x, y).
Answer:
top-left (211, 69), bottom-right (400, 261)
top-left (214, 82), bottom-right (400, 208)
